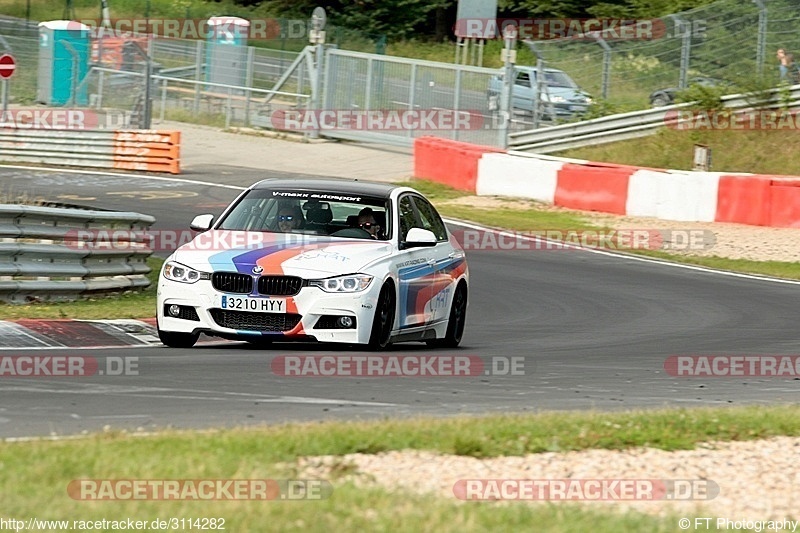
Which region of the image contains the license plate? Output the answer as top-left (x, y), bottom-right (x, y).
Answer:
top-left (220, 295), bottom-right (286, 313)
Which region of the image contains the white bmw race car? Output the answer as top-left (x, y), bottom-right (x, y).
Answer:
top-left (156, 178), bottom-right (469, 349)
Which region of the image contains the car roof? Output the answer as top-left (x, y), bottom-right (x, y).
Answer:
top-left (516, 65), bottom-right (566, 73)
top-left (250, 177), bottom-right (401, 198)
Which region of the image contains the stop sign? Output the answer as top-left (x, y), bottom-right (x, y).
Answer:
top-left (0, 54), bottom-right (16, 79)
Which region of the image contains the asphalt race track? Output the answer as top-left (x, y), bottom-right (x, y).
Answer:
top-left (0, 166), bottom-right (798, 438)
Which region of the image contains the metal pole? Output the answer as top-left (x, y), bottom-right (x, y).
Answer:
top-left (160, 78), bottom-right (167, 122)
top-left (225, 86), bottom-right (232, 128)
top-left (97, 70), bottom-right (104, 109)
top-left (453, 68), bottom-right (462, 141)
top-left (194, 40), bottom-right (203, 114)
top-left (753, 0), bottom-right (767, 76)
top-left (364, 58), bottom-right (373, 112)
top-left (407, 63), bottom-right (416, 138)
top-left (144, 42), bottom-right (153, 129)
top-left (533, 55), bottom-right (544, 129)
top-left (498, 26), bottom-right (516, 148)
top-left (244, 46), bottom-right (254, 126)
top-left (593, 35), bottom-right (612, 100)
top-left (669, 15), bottom-right (691, 89)
top-left (308, 8), bottom-right (327, 140)
top-left (1, 79), bottom-right (8, 116)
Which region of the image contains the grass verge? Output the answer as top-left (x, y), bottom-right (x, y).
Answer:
top-left (5, 405), bottom-right (795, 530)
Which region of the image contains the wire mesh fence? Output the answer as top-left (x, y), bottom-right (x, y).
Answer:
top-left (528, 0), bottom-right (800, 112)
top-left (1, 0), bottom-right (798, 145)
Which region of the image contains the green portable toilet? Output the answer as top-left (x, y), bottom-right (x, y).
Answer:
top-left (37, 20), bottom-right (90, 106)
top-left (205, 16), bottom-right (249, 89)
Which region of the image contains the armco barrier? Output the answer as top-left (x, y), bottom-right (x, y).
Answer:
top-left (414, 137), bottom-right (503, 192)
top-left (0, 128), bottom-right (180, 174)
top-left (418, 138), bottom-right (800, 229)
top-left (0, 205), bottom-right (154, 303)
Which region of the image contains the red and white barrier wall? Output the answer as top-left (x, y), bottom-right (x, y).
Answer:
top-left (413, 136), bottom-right (800, 228)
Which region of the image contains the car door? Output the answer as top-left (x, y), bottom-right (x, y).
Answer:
top-left (395, 194), bottom-right (436, 330)
top-left (410, 195), bottom-right (458, 325)
top-left (513, 70), bottom-right (534, 111)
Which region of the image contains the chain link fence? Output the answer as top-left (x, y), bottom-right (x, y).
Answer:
top-left (529, 0), bottom-right (800, 112)
top-left (2, 0), bottom-right (798, 145)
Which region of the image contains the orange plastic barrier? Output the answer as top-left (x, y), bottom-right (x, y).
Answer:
top-left (112, 130), bottom-right (180, 174)
top-left (715, 175), bottom-right (771, 226)
top-left (768, 178), bottom-right (800, 228)
top-left (554, 163), bottom-right (634, 214)
top-left (413, 137), bottom-right (503, 192)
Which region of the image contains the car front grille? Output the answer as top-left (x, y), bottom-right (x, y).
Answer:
top-left (258, 275), bottom-right (303, 296)
top-left (209, 309), bottom-right (302, 332)
top-left (212, 272), bottom-right (253, 294)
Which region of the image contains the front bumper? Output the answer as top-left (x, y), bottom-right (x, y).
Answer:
top-left (157, 277), bottom-right (383, 344)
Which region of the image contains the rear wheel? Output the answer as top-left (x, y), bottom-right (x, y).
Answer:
top-left (158, 329), bottom-right (200, 348)
top-left (368, 282), bottom-right (395, 350)
top-left (427, 282), bottom-right (468, 348)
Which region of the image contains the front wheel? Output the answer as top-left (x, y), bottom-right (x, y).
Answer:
top-left (367, 282), bottom-right (395, 350)
top-left (651, 94), bottom-right (671, 107)
top-left (158, 329), bottom-right (200, 348)
top-left (427, 282), bottom-right (468, 348)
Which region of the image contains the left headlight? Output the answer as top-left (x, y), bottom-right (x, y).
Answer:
top-left (309, 274), bottom-right (373, 293)
top-left (162, 261), bottom-right (207, 284)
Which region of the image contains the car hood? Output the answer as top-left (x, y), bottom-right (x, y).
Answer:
top-left (170, 230), bottom-right (394, 277)
top-left (549, 86), bottom-right (591, 102)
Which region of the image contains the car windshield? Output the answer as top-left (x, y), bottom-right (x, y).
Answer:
top-left (534, 71), bottom-right (578, 88)
top-left (216, 188), bottom-right (392, 241)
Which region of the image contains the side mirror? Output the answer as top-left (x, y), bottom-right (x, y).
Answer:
top-left (190, 214), bottom-right (214, 232)
top-left (403, 227), bottom-right (437, 248)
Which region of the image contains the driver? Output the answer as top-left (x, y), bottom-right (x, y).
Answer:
top-left (358, 207), bottom-right (381, 239)
top-left (276, 205), bottom-right (301, 233)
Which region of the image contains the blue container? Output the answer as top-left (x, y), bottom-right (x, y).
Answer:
top-left (205, 16), bottom-right (249, 89)
top-left (37, 20), bottom-right (90, 106)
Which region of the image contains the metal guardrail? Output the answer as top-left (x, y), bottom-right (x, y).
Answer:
top-left (509, 85), bottom-right (800, 153)
top-left (0, 205), bottom-right (154, 303)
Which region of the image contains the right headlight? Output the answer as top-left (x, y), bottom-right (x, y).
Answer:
top-left (309, 274), bottom-right (373, 293)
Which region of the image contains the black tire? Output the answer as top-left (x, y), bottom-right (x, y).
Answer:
top-left (427, 282), bottom-right (468, 349)
top-left (158, 329), bottom-right (200, 348)
top-left (651, 94), bottom-right (671, 107)
top-left (367, 282), bottom-right (395, 350)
